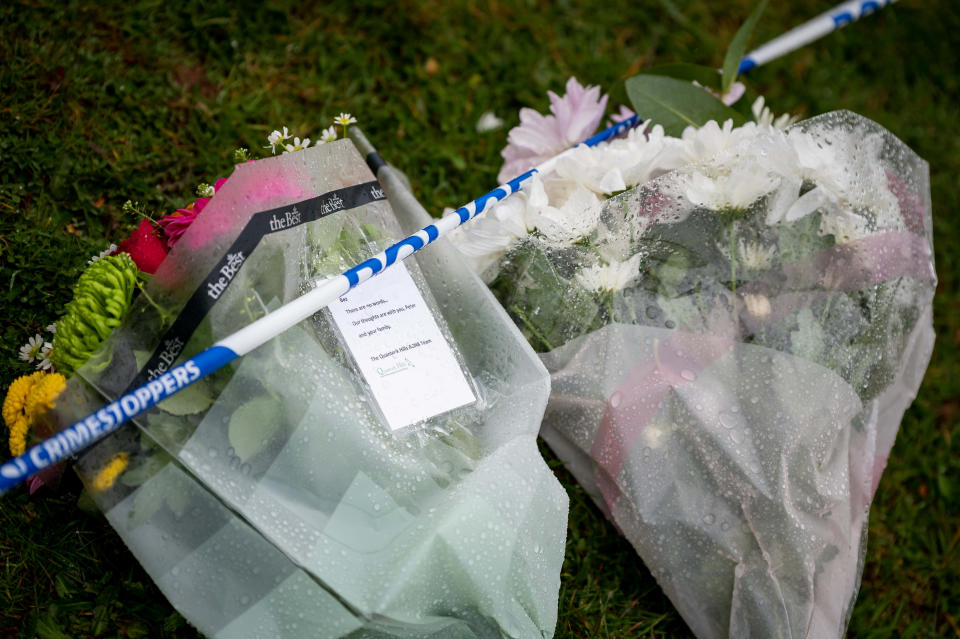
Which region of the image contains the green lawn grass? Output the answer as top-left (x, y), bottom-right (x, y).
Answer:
top-left (1, 1), bottom-right (957, 637)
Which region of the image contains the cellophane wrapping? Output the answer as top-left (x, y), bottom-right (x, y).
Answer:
top-left (476, 111), bottom-right (935, 638)
top-left (50, 140), bottom-right (568, 638)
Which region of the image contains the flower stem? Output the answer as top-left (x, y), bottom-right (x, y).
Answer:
top-left (729, 222), bottom-right (737, 293)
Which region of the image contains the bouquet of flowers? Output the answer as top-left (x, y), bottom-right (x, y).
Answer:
top-left (450, 75), bottom-right (936, 637)
top-left (4, 120), bottom-right (569, 638)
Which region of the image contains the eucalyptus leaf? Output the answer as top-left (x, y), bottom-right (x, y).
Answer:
top-left (790, 307), bottom-right (827, 363)
top-left (777, 211), bottom-right (834, 263)
top-left (128, 474), bottom-right (168, 529)
top-left (165, 486), bottom-right (189, 518)
top-left (119, 452), bottom-right (170, 488)
top-left (156, 378), bottom-right (214, 415)
top-left (228, 395), bottom-right (283, 461)
top-left (145, 412), bottom-right (194, 449)
top-left (721, 0), bottom-right (769, 93)
top-left (625, 75), bottom-right (745, 137)
top-left (639, 63), bottom-right (721, 89)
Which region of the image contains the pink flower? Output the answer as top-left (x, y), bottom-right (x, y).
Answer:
top-left (157, 177), bottom-right (227, 249)
top-left (608, 105), bottom-right (636, 125)
top-left (498, 77), bottom-right (609, 183)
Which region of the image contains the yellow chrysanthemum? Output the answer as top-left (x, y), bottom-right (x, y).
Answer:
top-left (23, 372), bottom-right (66, 423)
top-left (91, 452), bottom-right (129, 492)
top-left (8, 416), bottom-right (29, 457)
top-left (2, 371), bottom-right (66, 456)
top-left (3, 372), bottom-right (45, 456)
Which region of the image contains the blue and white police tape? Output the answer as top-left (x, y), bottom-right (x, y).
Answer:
top-left (0, 114), bottom-right (644, 494)
top-left (739, 0), bottom-right (896, 73)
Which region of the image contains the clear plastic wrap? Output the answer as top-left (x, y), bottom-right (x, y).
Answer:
top-left (52, 139), bottom-right (568, 638)
top-left (476, 111), bottom-right (935, 638)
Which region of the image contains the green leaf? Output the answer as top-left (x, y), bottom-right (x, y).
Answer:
top-left (119, 452), bottom-right (169, 488)
top-left (145, 412), bottom-right (195, 449)
top-left (777, 211), bottom-right (834, 263)
top-left (790, 308), bottom-right (827, 363)
top-left (721, 0), bottom-right (769, 93)
top-left (625, 75), bottom-right (745, 137)
top-left (165, 486), bottom-right (189, 518)
top-left (228, 395), bottom-right (283, 461)
top-left (128, 476), bottom-right (168, 529)
top-left (639, 63), bottom-right (721, 89)
top-left (156, 378), bottom-right (214, 415)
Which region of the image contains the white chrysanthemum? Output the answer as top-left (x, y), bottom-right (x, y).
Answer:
top-left (778, 127), bottom-right (901, 239)
top-left (751, 96), bottom-right (799, 130)
top-left (535, 185), bottom-right (603, 245)
top-left (552, 125), bottom-right (674, 195)
top-left (684, 162), bottom-right (780, 211)
top-left (660, 119), bottom-right (753, 168)
top-left (575, 253), bottom-right (644, 293)
top-left (447, 176), bottom-right (549, 280)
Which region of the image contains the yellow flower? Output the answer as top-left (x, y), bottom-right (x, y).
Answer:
top-left (24, 373), bottom-right (66, 423)
top-left (91, 452), bottom-right (129, 492)
top-left (8, 415), bottom-right (29, 457)
top-left (3, 371), bottom-right (66, 456)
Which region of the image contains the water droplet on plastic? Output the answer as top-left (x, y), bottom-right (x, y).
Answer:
top-left (610, 392), bottom-right (622, 408)
top-left (680, 369), bottom-right (696, 382)
top-left (702, 513), bottom-right (715, 525)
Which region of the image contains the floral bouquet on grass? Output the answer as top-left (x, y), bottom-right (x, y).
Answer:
top-left (451, 71), bottom-right (935, 637)
top-left (5, 118), bottom-right (568, 638)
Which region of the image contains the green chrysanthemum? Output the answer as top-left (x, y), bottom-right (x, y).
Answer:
top-left (52, 253), bottom-right (138, 376)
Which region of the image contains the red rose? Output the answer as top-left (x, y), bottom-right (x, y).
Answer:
top-left (115, 219), bottom-right (170, 274)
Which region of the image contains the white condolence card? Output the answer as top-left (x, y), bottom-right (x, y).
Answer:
top-left (326, 263), bottom-right (476, 431)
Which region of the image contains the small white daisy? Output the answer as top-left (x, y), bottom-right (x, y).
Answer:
top-left (19, 334), bottom-right (45, 363)
top-left (283, 137), bottom-right (310, 153)
top-left (196, 182), bottom-right (215, 198)
top-left (334, 113), bottom-right (357, 127)
top-left (265, 126), bottom-right (291, 153)
top-left (37, 343), bottom-right (54, 371)
top-left (319, 126), bottom-right (337, 143)
top-left (46, 322), bottom-right (57, 335)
